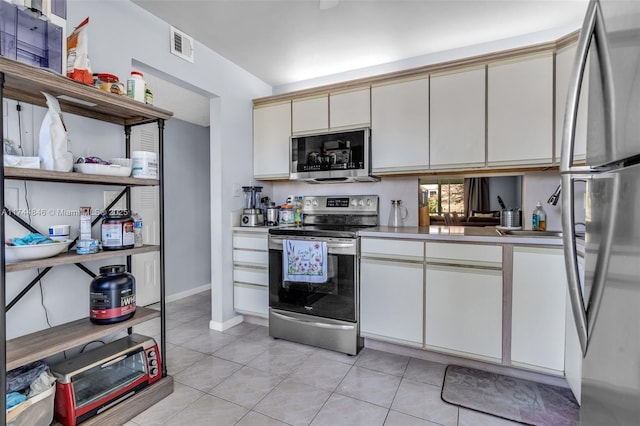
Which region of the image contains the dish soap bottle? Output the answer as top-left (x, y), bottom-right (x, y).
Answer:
top-left (532, 202), bottom-right (546, 231)
top-left (293, 196), bottom-right (304, 226)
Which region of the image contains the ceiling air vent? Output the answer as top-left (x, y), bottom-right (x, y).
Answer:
top-left (170, 26), bottom-right (194, 63)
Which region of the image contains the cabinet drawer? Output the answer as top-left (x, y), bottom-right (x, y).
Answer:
top-left (233, 249), bottom-right (268, 266)
top-left (234, 284), bottom-right (268, 318)
top-left (361, 238), bottom-right (424, 261)
top-left (233, 233), bottom-right (268, 251)
top-left (233, 265), bottom-right (268, 286)
top-left (425, 242), bottom-right (501, 266)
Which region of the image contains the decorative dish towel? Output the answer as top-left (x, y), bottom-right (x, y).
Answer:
top-left (283, 239), bottom-right (328, 283)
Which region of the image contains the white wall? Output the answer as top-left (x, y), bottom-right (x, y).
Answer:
top-left (522, 171), bottom-right (586, 231)
top-left (65, 0), bottom-right (272, 330)
top-left (3, 1), bottom-right (272, 339)
top-left (268, 176), bottom-right (419, 227)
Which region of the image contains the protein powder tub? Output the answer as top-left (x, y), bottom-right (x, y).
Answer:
top-left (90, 265), bottom-right (136, 324)
top-left (101, 213), bottom-right (135, 250)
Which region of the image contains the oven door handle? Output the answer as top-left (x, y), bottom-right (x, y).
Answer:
top-left (269, 237), bottom-right (356, 251)
top-left (270, 310), bottom-right (355, 331)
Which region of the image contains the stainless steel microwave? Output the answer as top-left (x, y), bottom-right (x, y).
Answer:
top-left (290, 128), bottom-right (379, 183)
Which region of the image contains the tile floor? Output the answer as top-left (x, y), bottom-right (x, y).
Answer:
top-left (127, 291), bottom-right (521, 426)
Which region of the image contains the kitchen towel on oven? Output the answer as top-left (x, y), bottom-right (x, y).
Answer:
top-left (283, 239), bottom-right (328, 283)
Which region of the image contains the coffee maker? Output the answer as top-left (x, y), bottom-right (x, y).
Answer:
top-left (241, 186), bottom-right (264, 227)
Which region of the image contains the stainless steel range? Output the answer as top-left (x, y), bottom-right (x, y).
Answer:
top-left (268, 195), bottom-right (379, 355)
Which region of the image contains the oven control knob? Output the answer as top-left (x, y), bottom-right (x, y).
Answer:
top-left (305, 199), bottom-right (312, 207)
top-left (149, 359), bottom-right (158, 366)
top-left (358, 199), bottom-right (364, 206)
top-left (147, 349), bottom-right (156, 358)
top-left (150, 367), bottom-right (158, 376)
top-left (351, 199), bottom-right (357, 207)
top-left (366, 198), bottom-right (372, 206)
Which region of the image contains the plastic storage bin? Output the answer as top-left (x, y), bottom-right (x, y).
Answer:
top-left (6, 382), bottom-right (56, 426)
top-left (0, 1), bottom-right (63, 73)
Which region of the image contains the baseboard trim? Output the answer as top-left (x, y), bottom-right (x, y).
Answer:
top-left (166, 283), bottom-right (211, 303)
top-left (210, 315), bottom-right (244, 331)
top-left (364, 338), bottom-right (569, 388)
top-left (242, 315), bottom-right (268, 327)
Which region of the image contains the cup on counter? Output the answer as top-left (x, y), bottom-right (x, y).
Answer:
top-left (48, 224), bottom-right (70, 241)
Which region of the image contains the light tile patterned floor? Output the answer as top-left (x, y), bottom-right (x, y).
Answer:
top-left (126, 291), bottom-right (522, 426)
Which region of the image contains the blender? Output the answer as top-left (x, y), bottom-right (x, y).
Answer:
top-left (241, 186), bottom-right (264, 227)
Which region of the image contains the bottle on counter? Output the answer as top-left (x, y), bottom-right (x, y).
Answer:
top-left (80, 206), bottom-right (92, 240)
top-left (133, 212), bottom-right (143, 247)
top-left (144, 84), bottom-right (153, 105)
top-left (127, 71), bottom-right (145, 102)
top-left (532, 202), bottom-right (546, 231)
top-left (293, 196), bottom-right (303, 226)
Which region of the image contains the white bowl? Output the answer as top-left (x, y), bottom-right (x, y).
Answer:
top-left (110, 157), bottom-right (133, 168)
top-left (5, 239), bottom-right (73, 263)
top-left (75, 163), bottom-right (132, 177)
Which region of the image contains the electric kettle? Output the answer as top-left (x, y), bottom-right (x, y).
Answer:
top-left (388, 200), bottom-right (408, 227)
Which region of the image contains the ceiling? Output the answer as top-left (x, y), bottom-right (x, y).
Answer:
top-left (132, 0), bottom-right (588, 127)
top-left (134, 0), bottom-right (588, 89)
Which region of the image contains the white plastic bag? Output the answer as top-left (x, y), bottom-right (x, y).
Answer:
top-left (38, 92), bottom-right (73, 171)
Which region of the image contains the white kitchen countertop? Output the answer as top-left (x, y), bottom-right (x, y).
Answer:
top-left (358, 225), bottom-right (565, 246)
top-left (232, 226), bottom-right (270, 233)
top-left (232, 224), bottom-right (577, 248)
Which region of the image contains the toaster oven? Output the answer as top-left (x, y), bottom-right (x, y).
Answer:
top-left (50, 333), bottom-right (161, 426)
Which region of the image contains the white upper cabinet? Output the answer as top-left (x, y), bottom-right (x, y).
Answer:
top-left (555, 43), bottom-right (588, 164)
top-left (487, 54), bottom-right (554, 166)
top-left (329, 88), bottom-right (370, 129)
top-left (253, 101), bottom-right (291, 179)
top-left (371, 77), bottom-right (429, 173)
top-left (292, 96), bottom-right (329, 134)
top-left (430, 66), bottom-right (486, 169)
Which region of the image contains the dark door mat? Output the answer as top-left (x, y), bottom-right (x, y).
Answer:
top-left (441, 365), bottom-right (579, 426)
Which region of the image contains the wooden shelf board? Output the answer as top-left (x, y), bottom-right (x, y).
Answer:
top-left (6, 245), bottom-right (160, 273)
top-left (6, 306), bottom-right (161, 370)
top-left (0, 57), bottom-right (172, 125)
top-left (51, 376), bottom-right (174, 426)
top-left (4, 167), bottom-right (159, 186)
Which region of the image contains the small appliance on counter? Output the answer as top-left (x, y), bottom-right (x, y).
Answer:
top-left (240, 186), bottom-right (264, 227)
top-left (51, 334), bottom-right (161, 426)
top-left (265, 201), bottom-right (280, 226)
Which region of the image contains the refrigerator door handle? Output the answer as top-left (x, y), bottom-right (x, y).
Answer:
top-left (560, 0), bottom-right (615, 174)
top-left (561, 174), bottom-right (588, 354)
top-left (561, 0), bottom-right (617, 357)
top-left (562, 174), bottom-right (618, 357)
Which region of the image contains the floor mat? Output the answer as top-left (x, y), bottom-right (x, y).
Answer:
top-left (441, 365), bottom-right (579, 426)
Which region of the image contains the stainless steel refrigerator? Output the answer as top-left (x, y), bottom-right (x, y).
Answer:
top-left (561, 0), bottom-right (640, 424)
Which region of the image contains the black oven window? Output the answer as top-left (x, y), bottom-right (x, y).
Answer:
top-left (269, 250), bottom-right (356, 322)
top-left (72, 350), bottom-right (146, 408)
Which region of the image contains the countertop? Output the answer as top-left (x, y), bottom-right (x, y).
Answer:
top-left (359, 225), bottom-right (565, 246)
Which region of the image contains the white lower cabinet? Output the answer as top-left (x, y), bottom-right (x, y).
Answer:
top-left (564, 254), bottom-right (584, 403)
top-left (425, 265), bottom-right (503, 361)
top-left (511, 247), bottom-right (567, 373)
top-left (233, 230), bottom-right (269, 318)
top-left (360, 238), bottom-right (424, 346)
top-left (360, 258), bottom-right (424, 346)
